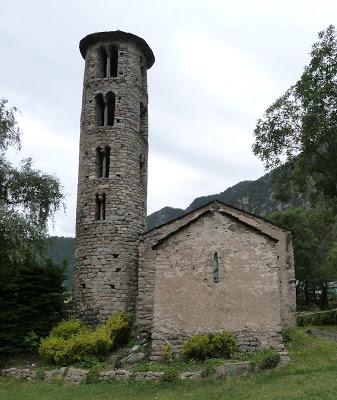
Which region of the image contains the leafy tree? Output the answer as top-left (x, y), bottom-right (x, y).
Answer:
top-left (253, 25), bottom-right (337, 205)
top-left (0, 259), bottom-right (66, 361)
top-left (0, 99), bottom-right (66, 360)
top-left (267, 207), bottom-right (337, 309)
top-left (0, 99), bottom-right (64, 271)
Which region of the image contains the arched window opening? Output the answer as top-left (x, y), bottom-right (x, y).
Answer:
top-left (213, 252), bottom-right (219, 282)
top-left (140, 103), bottom-right (147, 136)
top-left (109, 46), bottom-right (118, 78)
top-left (95, 193), bottom-right (106, 220)
top-left (96, 146), bottom-right (110, 178)
top-left (106, 92), bottom-right (115, 126)
top-left (97, 47), bottom-right (108, 78)
top-left (95, 94), bottom-right (105, 126)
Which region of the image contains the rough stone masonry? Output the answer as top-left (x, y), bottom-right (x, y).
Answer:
top-left (73, 30), bottom-right (296, 357)
top-left (73, 31), bottom-right (154, 324)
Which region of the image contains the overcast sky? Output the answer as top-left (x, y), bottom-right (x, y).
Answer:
top-left (1, 0), bottom-right (336, 237)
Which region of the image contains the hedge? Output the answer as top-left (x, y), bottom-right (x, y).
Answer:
top-left (297, 309), bottom-right (337, 326)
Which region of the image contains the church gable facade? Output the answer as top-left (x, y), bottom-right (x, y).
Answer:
top-left (136, 201), bottom-right (296, 358)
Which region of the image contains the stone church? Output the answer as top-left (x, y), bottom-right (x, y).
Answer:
top-left (73, 30), bottom-right (296, 357)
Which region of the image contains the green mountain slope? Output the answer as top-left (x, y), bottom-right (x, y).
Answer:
top-left (146, 171), bottom-right (306, 230)
top-left (44, 236), bottom-right (75, 291)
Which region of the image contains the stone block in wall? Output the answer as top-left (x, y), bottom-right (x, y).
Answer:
top-left (98, 370), bottom-right (116, 381)
top-left (214, 361), bottom-right (252, 378)
top-left (63, 367), bottom-right (89, 384)
top-left (180, 371), bottom-right (203, 380)
top-left (134, 371), bottom-right (164, 381)
top-left (114, 369), bottom-right (133, 380)
top-left (1, 368), bottom-right (37, 381)
top-left (44, 367), bottom-right (67, 383)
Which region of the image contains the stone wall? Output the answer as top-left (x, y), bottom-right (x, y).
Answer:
top-left (1, 357), bottom-right (289, 384)
top-left (73, 31), bottom-right (154, 324)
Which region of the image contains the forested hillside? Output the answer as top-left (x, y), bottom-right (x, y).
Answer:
top-left (147, 171), bottom-right (307, 230)
top-left (44, 236), bottom-right (75, 291)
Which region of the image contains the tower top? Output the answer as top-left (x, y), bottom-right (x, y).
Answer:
top-left (79, 30), bottom-right (155, 68)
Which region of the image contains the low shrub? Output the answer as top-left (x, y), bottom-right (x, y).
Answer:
top-left (297, 309), bottom-right (337, 326)
top-left (249, 348), bottom-right (280, 370)
top-left (39, 312), bottom-right (133, 365)
top-left (85, 363), bottom-right (105, 384)
top-left (181, 331), bottom-right (237, 361)
top-left (104, 312), bottom-right (133, 348)
top-left (201, 359), bottom-right (221, 377)
top-left (181, 334), bottom-right (210, 360)
top-left (162, 344), bottom-right (173, 363)
top-left (54, 328), bottom-right (112, 365)
top-left (39, 336), bottom-right (66, 364)
top-left (49, 319), bottom-right (88, 340)
top-left (282, 328), bottom-right (295, 344)
top-left (210, 332), bottom-right (237, 358)
top-left (162, 367), bottom-right (179, 382)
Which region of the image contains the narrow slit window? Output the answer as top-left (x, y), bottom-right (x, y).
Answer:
top-left (140, 56), bottom-right (147, 89)
top-left (213, 252), bottom-right (219, 282)
top-left (104, 146), bottom-right (110, 177)
top-left (102, 48), bottom-right (108, 78)
top-left (109, 46), bottom-right (118, 78)
top-left (95, 193), bottom-right (106, 220)
top-left (140, 154), bottom-right (146, 177)
top-left (96, 147), bottom-right (103, 178)
top-left (140, 103), bottom-right (147, 135)
top-left (96, 146), bottom-right (110, 178)
top-left (106, 92), bottom-right (115, 126)
top-left (95, 94), bottom-right (105, 126)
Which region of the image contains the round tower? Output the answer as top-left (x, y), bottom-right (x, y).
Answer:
top-left (73, 31), bottom-right (155, 324)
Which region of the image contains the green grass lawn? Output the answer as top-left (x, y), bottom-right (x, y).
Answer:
top-left (2, 328), bottom-right (337, 400)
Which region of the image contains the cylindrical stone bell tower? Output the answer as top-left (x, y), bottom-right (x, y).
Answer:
top-left (73, 31), bottom-right (155, 324)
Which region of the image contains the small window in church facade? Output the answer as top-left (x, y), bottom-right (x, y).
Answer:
top-left (213, 252), bottom-right (219, 282)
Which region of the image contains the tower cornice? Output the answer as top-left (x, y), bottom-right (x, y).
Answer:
top-left (79, 30), bottom-right (155, 69)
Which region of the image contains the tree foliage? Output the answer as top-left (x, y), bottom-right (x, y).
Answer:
top-left (0, 99), bottom-right (64, 268)
top-left (0, 259), bottom-right (66, 361)
top-left (267, 207), bottom-right (337, 309)
top-left (0, 99), bottom-right (66, 361)
top-left (253, 25), bottom-right (337, 204)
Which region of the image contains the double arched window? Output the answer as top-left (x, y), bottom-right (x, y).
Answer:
top-left (95, 92), bottom-right (115, 127)
top-left (98, 46), bottom-right (118, 78)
